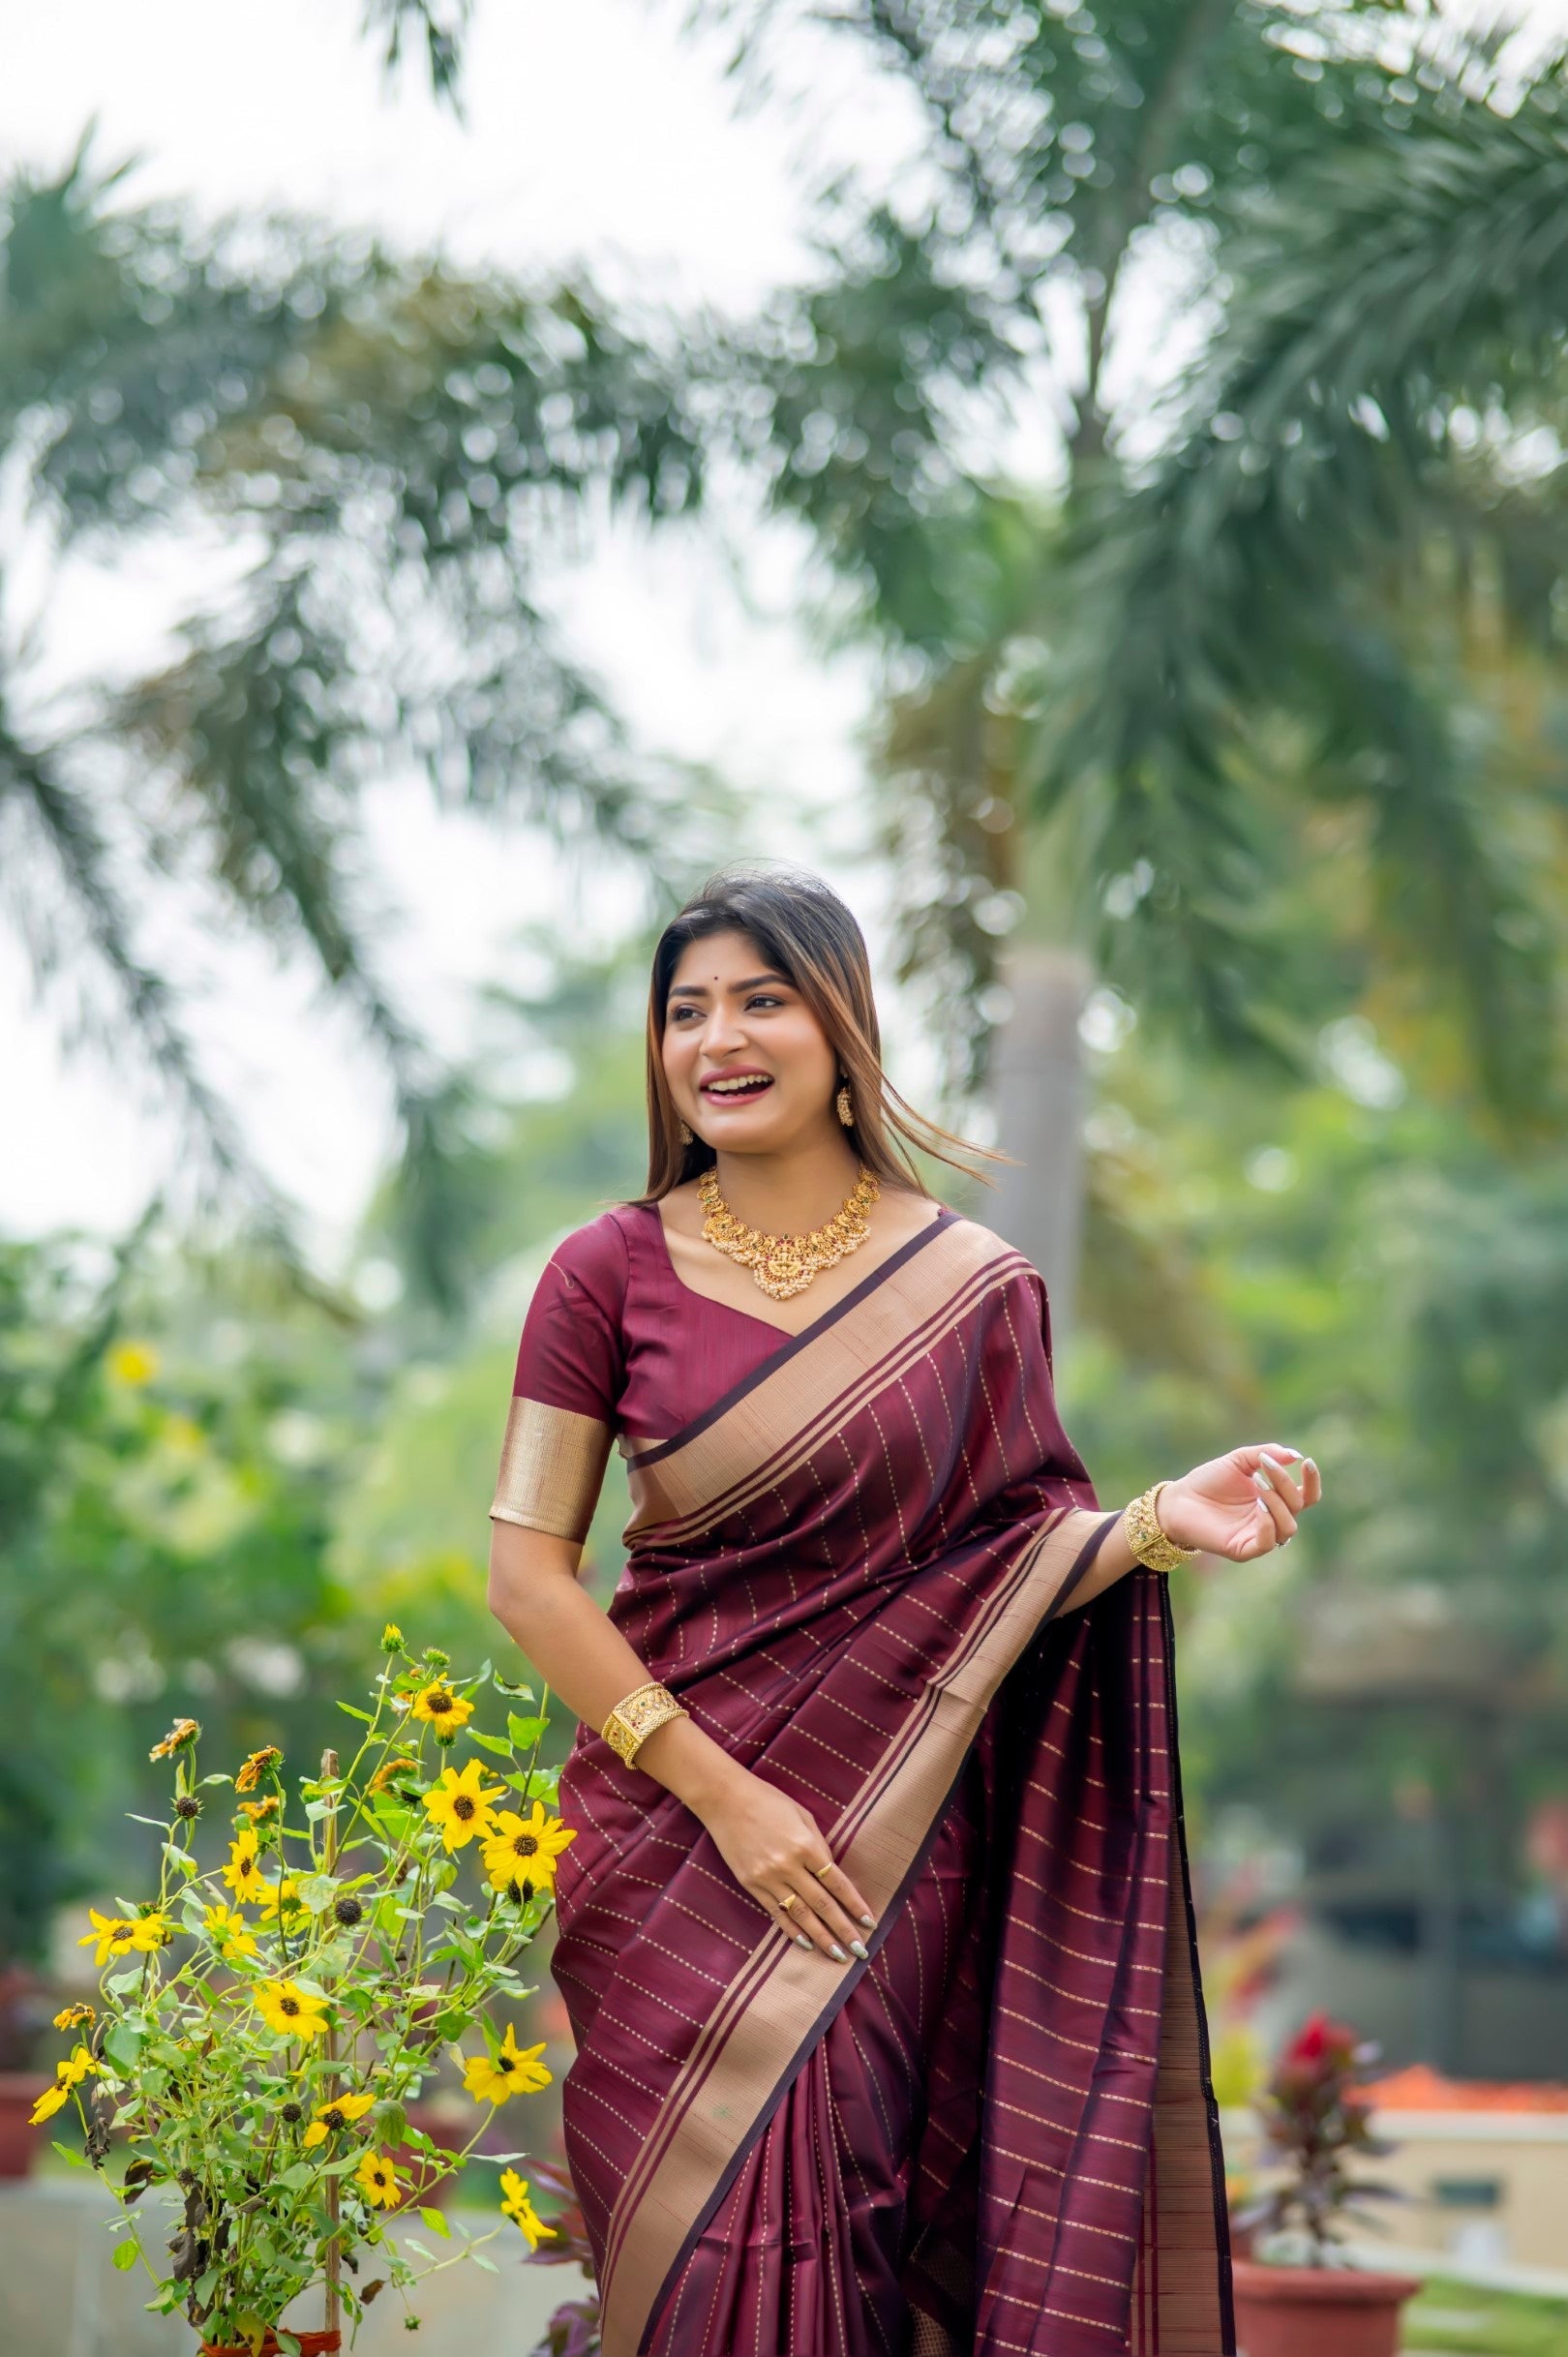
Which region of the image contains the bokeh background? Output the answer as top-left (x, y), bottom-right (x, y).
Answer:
top-left (6, 1), bottom-right (1568, 2346)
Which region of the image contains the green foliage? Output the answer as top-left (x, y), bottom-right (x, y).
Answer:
top-left (0, 144), bottom-right (732, 1296)
top-left (1405, 2278), bottom-right (1568, 2357)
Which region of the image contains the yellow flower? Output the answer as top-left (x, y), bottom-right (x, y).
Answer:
top-left (29, 2081), bottom-right (71, 2126)
top-left (53, 2004), bottom-right (95, 2031)
top-left (254, 1874), bottom-right (304, 1921)
top-left (204, 1903), bottom-right (259, 1960)
top-left (57, 2044), bottom-right (97, 2091)
top-left (420, 1758), bottom-right (503, 1854)
top-left (303, 2090), bottom-right (377, 2149)
top-left (409, 1680), bottom-right (474, 1738)
top-left (108, 1340), bottom-right (160, 1385)
top-left (369, 1754), bottom-right (420, 1796)
top-left (461, 2023), bottom-right (553, 2106)
top-left (126, 1912), bottom-right (170, 1953)
top-left (498, 2168), bottom-right (557, 2250)
top-left (77, 1908), bottom-right (140, 1966)
top-left (238, 1795), bottom-right (280, 1825)
top-left (380, 1622), bottom-right (405, 1652)
top-left (235, 1745), bottom-right (282, 1794)
top-left (482, 1802), bottom-right (576, 1897)
top-left (254, 1979), bottom-right (330, 2041)
top-left (355, 2149), bottom-right (403, 2210)
top-left (222, 1829), bottom-right (265, 1903)
top-left (149, 1717), bottom-right (201, 1762)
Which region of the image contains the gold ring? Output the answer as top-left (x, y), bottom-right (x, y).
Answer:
top-left (812, 1861), bottom-right (834, 1881)
top-left (779, 1892), bottom-right (800, 1915)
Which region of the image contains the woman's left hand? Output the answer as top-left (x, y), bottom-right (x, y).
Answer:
top-left (1157, 1443), bottom-right (1319, 1561)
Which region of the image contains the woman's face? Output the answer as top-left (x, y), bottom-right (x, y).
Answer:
top-left (662, 928), bottom-right (841, 1157)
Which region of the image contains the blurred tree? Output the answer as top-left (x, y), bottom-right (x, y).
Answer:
top-left (0, 145), bottom-right (730, 1303)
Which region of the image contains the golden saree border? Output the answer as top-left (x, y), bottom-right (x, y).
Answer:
top-left (594, 1499), bottom-right (1123, 2357)
top-left (619, 1215), bottom-right (1047, 1546)
top-left (489, 1395), bottom-right (612, 1545)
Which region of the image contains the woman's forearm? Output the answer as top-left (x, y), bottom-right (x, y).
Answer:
top-left (487, 1527), bottom-right (747, 1818)
top-left (1058, 1505), bottom-right (1138, 1612)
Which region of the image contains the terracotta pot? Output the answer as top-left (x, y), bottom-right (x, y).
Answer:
top-left (199, 2332), bottom-right (341, 2357)
top-left (0, 2073), bottom-right (52, 2178)
top-left (1230, 2260), bottom-right (1421, 2357)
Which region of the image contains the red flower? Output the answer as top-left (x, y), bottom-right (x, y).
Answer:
top-left (1283, 2010), bottom-right (1356, 2069)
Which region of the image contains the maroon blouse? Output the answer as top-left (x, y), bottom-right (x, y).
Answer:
top-left (489, 1199), bottom-right (954, 1543)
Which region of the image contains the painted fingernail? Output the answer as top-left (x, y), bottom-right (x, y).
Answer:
top-left (796, 1934), bottom-right (812, 1949)
top-left (829, 1943), bottom-right (848, 1962)
top-left (1251, 1470), bottom-right (1271, 1490)
top-left (859, 1915), bottom-right (876, 1929)
top-left (849, 1939), bottom-right (869, 1959)
top-left (1305, 1459), bottom-right (1317, 1474)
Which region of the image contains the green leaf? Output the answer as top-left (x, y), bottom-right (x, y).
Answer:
top-left (276, 2334), bottom-right (301, 2357)
top-left (111, 2237), bottom-right (140, 2272)
top-left (51, 2140), bottom-right (87, 2168)
top-left (470, 2251), bottom-right (499, 2273)
top-left (336, 1702), bottom-right (373, 1723)
top-left (466, 1730), bottom-right (512, 1757)
top-left (295, 1873), bottom-right (339, 1913)
top-left (493, 1676), bottom-right (534, 1700)
top-left (160, 1842), bottom-right (197, 1879)
top-left (200, 1773), bottom-right (235, 1788)
top-left (104, 2023), bottom-right (143, 2071)
top-left (417, 2206), bottom-right (451, 2238)
top-left (276, 2162), bottom-right (315, 2191)
top-left (507, 1714), bottom-right (547, 1748)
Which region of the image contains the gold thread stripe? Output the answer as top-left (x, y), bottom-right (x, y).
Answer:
top-left (489, 1395), bottom-right (611, 1544)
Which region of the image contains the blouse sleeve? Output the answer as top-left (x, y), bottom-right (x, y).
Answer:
top-left (489, 1215), bottom-right (628, 1545)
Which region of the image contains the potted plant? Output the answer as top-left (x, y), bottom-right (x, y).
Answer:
top-left (34, 1627), bottom-right (576, 2355)
top-left (1232, 2012), bottom-right (1418, 2357)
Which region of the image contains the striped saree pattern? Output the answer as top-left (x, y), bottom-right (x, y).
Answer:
top-left (544, 1212), bottom-right (1233, 2355)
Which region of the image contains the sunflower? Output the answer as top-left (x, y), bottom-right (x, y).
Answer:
top-left (461, 2023), bottom-right (553, 2106)
top-left (57, 2044), bottom-right (97, 2092)
top-left (254, 1979), bottom-right (330, 2041)
top-left (303, 2090), bottom-right (377, 2149)
top-left (498, 2168), bottom-right (557, 2250)
top-left (221, 1829), bottom-right (265, 1903)
top-left (149, 1717), bottom-right (201, 1762)
top-left (355, 2149), bottom-right (403, 2210)
top-left (368, 1754), bottom-right (420, 1796)
top-left (29, 2080), bottom-right (71, 2127)
top-left (482, 1802), bottom-right (576, 1897)
top-left (203, 1903), bottom-right (259, 1960)
top-left (238, 1795), bottom-right (280, 1825)
top-left (126, 1911), bottom-right (170, 1952)
top-left (254, 1874), bottom-right (304, 1922)
top-left (408, 1681), bottom-right (473, 1738)
top-left (421, 1759), bottom-right (503, 1853)
top-left (53, 2003), bottom-right (94, 2032)
top-left (77, 1908), bottom-right (140, 1966)
top-left (235, 1745), bottom-right (283, 1794)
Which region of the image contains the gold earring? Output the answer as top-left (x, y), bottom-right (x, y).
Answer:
top-left (678, 1119), bottom-right (694, 1146)
top-left (835, 1082), bottom-right (854, 1128)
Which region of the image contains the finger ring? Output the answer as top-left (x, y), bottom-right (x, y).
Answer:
top-left (812, 1861), bottom-right (834, 1881)
top-left (779, 1892), bottom-right (800, 1915)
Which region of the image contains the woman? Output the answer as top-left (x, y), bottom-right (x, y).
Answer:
top-left (487, 865), bottom-right (1319, 2357)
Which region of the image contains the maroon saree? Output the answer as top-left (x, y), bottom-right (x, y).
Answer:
top-left (491, 1205), bottom-right (1232, 2356)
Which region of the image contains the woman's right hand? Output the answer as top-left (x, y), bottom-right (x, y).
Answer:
top-left (698, 1766), bottom-right (879, 1965)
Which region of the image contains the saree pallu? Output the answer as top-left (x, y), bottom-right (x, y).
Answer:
top-left (547, 1214), bottom-right (1233, 2356)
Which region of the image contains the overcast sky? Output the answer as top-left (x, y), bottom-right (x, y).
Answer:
top-left (0, 0), bottom-right (923, 1265)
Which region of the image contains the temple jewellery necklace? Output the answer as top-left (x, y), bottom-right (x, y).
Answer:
top-left (698, 1162), bottom-right (881, 1302)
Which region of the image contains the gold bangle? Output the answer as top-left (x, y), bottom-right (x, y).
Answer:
top-left (1122, 1481), bottom-right (1198, 1572)
top-left (601, 1679), bottom-right (688, 1768)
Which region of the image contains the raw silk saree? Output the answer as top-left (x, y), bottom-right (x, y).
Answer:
top-left (526, 1211), bottom-right (1232, 2356)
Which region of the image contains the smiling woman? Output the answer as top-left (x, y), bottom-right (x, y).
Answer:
top-left (485, 861), bottom-right (1317, 2357)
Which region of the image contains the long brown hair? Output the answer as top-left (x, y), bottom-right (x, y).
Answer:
top-left (630, 862), bottom-right (1007, 1203)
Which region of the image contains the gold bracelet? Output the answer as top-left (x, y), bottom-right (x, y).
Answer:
top-left (601, 1679), bottom-right (688, 1768)
top-left (1122, 1480), bottom-right (1199, 1572)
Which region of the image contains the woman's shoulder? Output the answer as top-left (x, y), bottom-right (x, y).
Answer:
top-left (539, 1204), bottom-right (644, 1308)
top-left (936, 1208), bottom-right (1044, 1282)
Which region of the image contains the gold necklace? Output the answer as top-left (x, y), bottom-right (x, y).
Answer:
top-left (697, 1164), bottom-right (881, 1301)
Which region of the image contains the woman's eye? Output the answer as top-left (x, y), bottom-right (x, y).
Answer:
top-left (748, 994), bottom-right (783, 1010)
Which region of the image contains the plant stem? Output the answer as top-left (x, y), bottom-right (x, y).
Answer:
top-left (321, 1747), bottom-right (342, 2343)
